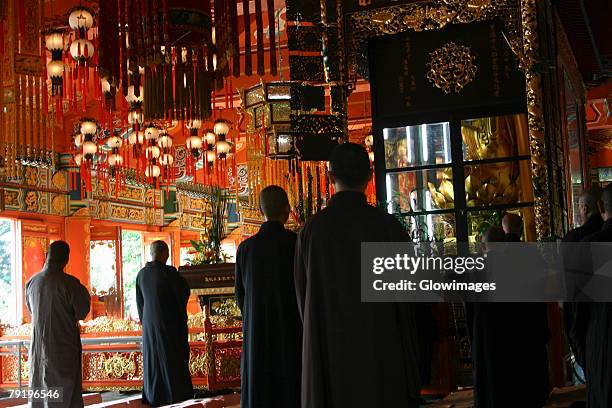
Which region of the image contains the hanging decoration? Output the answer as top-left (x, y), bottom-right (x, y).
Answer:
top-left (157, 129), bottom-right (176, 192)
top-left (66, 7), bottom-right (97, 114)
top-left (73, 118), bottom-right (104, 193)
top-left (45, 31), bottom-right (64, 97)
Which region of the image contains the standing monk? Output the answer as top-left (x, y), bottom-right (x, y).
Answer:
top-left (136, 241), bottom-right (193, 406)
top-left (235, 185), bottom-right (302, 408)
top-left (562, 186), bottom-right (602, 370)
top-left (295, 143), bottom-right (421, 408)
top-left (26, 240), bottom-right (90, 408)
top-left (466, 227), bottom-right (549, 408)
top-left (577, 183), bottom-right (612, 407)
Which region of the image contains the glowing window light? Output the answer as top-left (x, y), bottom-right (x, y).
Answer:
top-left (420, 124), bottom-right (429, 163)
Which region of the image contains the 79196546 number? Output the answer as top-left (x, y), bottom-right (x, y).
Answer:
top-left (9, 388), bottom-right (63, 402)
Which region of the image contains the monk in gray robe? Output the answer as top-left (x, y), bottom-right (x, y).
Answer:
top-left (136, 240), bottom-right (193, 406)
top-left (26, 240), bottom-right (91, 408)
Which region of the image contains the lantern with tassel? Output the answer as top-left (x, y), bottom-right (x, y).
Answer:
top-left (74, 118), bottom-right (100, 193)
top-left (66, 7), bottom-right (97, 114)
top-left (45, 31), bottom-right (65, 96)
top-left (68, 8), bottom-right (94, 38)
top-left (213, 119), bottom-right (232, 159)
top-left (101, 77), bottom-right (116, 111)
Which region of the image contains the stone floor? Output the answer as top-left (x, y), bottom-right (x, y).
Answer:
top-left (0, 385), bottom-right (586, 407)
top-left (428, 385), bottom-right (586, 408)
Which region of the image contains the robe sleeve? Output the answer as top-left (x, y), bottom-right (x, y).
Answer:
top-left (180, 275), bottom-right (190, 304)
top-left (294, 227), bottom-right (307, 321)
top-left (136, 272), bottom-right (144, 323)
top-left (71, 278), bottom-right (91, 321)
top-left (235, 244), bottom-right (245, 313)
top-left (25, 279), bottom-right (32, 315)
top-left (388, 215), bottom-right (411, 242)
top-left (173, 267), bottom-right (190, 308)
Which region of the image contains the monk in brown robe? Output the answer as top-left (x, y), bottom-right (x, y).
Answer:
top-left (294, 142), bottom-right (421, 408)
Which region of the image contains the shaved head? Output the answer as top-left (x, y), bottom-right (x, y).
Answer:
top-left (47, 240), bottom-right (70, 266)
top-left (579, 185), bottom-right (602, 224)
top-left (150, 240), bottom-right (169, 264)
top-left (260, 185), bottom-right (290, 223)
top-left (482, 226), bottom-right (507, 243)
top-left (502, 213), bottom-right (523, 237)
top-left (329, 142), bottom-right (372, 191)
top-left (601, 184), bottom-right (612, 221)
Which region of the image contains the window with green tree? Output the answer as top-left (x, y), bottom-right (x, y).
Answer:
top-left (121, 230), bottom-right (144, 320)
top-left (0, 219), bottom-right (16, 325)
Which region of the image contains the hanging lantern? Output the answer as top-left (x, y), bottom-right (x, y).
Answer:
top-left (45, 31), bottom-right (64, 57)
top-left (74, 153), bottom-right (83, 166)
top-left (45, 31), bottom-right (65, 96)
top-left (128, 131), bottom-right (145, 145)
top-left (188, 120), bottom-right (202, 137)
top-left (213, 119), bottom-right (230, 138)
top-left (82, 141), bottom-right (98, 158)
top-left (186, 135), bottom-right (203, 151)
top-left (68, 7), bottom-right (94, 37)
top-left (158, 134), bottom-right (174, 149)
top-left (205, 150), bottom-right (216, 164)
top-left (146, 146), bottom-right (161, 159)
top-left (101, 77), bottom-right (116, 110)
top-left (47, 61), bottom-right (64, 77)
top-left (108, 153), bottom-right (124, 167)
top-left (80, 119), bottom-right (98, 137)
top-left (216, 140), bottom-right (231, 159)
top-left (70, 38), bottom-right (94, 62)
top-left (145, 165), bottom-right (161, 178)
top-left (128, 109), bottom-right (144, 125)
top-left (126, 86), bottom-right (144, 108)
top-left (144, 125), bottom-right (160, 141)
top-left (107, 135), bottom-right (123, 149)
top-left (159, 154), bottom-right (174, 166)
top-left (204, 131), bottom-right (216, 148)
top-left (101, 77), bottom-right (111, 94)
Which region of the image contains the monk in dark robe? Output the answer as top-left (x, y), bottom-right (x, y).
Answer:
top-left (562, 186), bottom-right (602, 369)
top-left (575, 184), bottom-right (612, 407)
top-left (26, 241), bottom-right (90, 408)
top-left (235, 185), bottom-right (302, 408)
top-left (466, 227), bottom-right (550, 408)
top-left (136, 240), bottom-right (193, 406)
top-left (294, 143), bottom-right (421, 408)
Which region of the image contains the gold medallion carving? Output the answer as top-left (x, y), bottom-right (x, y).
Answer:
top-left (427, 42), bottom-right (478, 94)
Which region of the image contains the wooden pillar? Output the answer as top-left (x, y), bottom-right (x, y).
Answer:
top-left (162, 220), bottom-right (181, 267)
top-left (64, 208), bottom-right (92, 291)
top-left (18, 219), bottom-right (62, 323)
